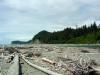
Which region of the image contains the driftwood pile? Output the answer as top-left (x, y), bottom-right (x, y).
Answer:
top-left (25, 51), bottom-right (42, 57)
top-left (57, 56), bottom-right (99, 75)
top-left (4, 47), bottom-right (18, 54)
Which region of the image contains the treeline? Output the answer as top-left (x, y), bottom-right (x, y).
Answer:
top-left (11, 40), bottom-right (32, 44)
top-left (32, 22), bottom-right (100, 44)
top-left (11, 22), bottom-right (100, 44)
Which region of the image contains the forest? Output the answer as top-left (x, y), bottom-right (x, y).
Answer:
top-left (12, 22), bottom-right (100, 44)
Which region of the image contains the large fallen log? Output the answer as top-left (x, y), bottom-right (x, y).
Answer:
top-left (21, 54), bottom-right (62, 75)
top-left (93, 66), bottom-right (100, 74)
top-left (7, 54), bottom-right (19, 75)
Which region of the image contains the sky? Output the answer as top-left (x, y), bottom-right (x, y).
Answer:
top-left (0, 0), bottom-right (100, 44)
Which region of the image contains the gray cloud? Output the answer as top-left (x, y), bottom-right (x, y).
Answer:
top-left (0, 0), bottom-right (100, 44)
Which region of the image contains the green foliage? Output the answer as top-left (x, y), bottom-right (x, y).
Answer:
top-left (32, 22), bottom-right (100, 44)
top-left (67, 33), bottom-right (96, 44)
top-left (11, 22), bottom-right (100, 44)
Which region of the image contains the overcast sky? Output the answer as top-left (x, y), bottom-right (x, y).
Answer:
top-left (0, 0), bottom-right (100, 44)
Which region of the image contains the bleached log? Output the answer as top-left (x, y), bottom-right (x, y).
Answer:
top-left (7, 54), bottom-right (19, 75)
top-left (93, 66), bottom-right (100, 73)
top-left (42, 58), bottom-right (56, 65)
top-left (21, 54), bottom-right (62, 75)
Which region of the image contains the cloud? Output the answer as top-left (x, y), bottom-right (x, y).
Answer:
top-left (0, 0), bottom-right (100, 44)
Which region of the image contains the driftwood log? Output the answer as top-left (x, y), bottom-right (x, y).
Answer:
top-left (42, 58), bottom-right (56, 65)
